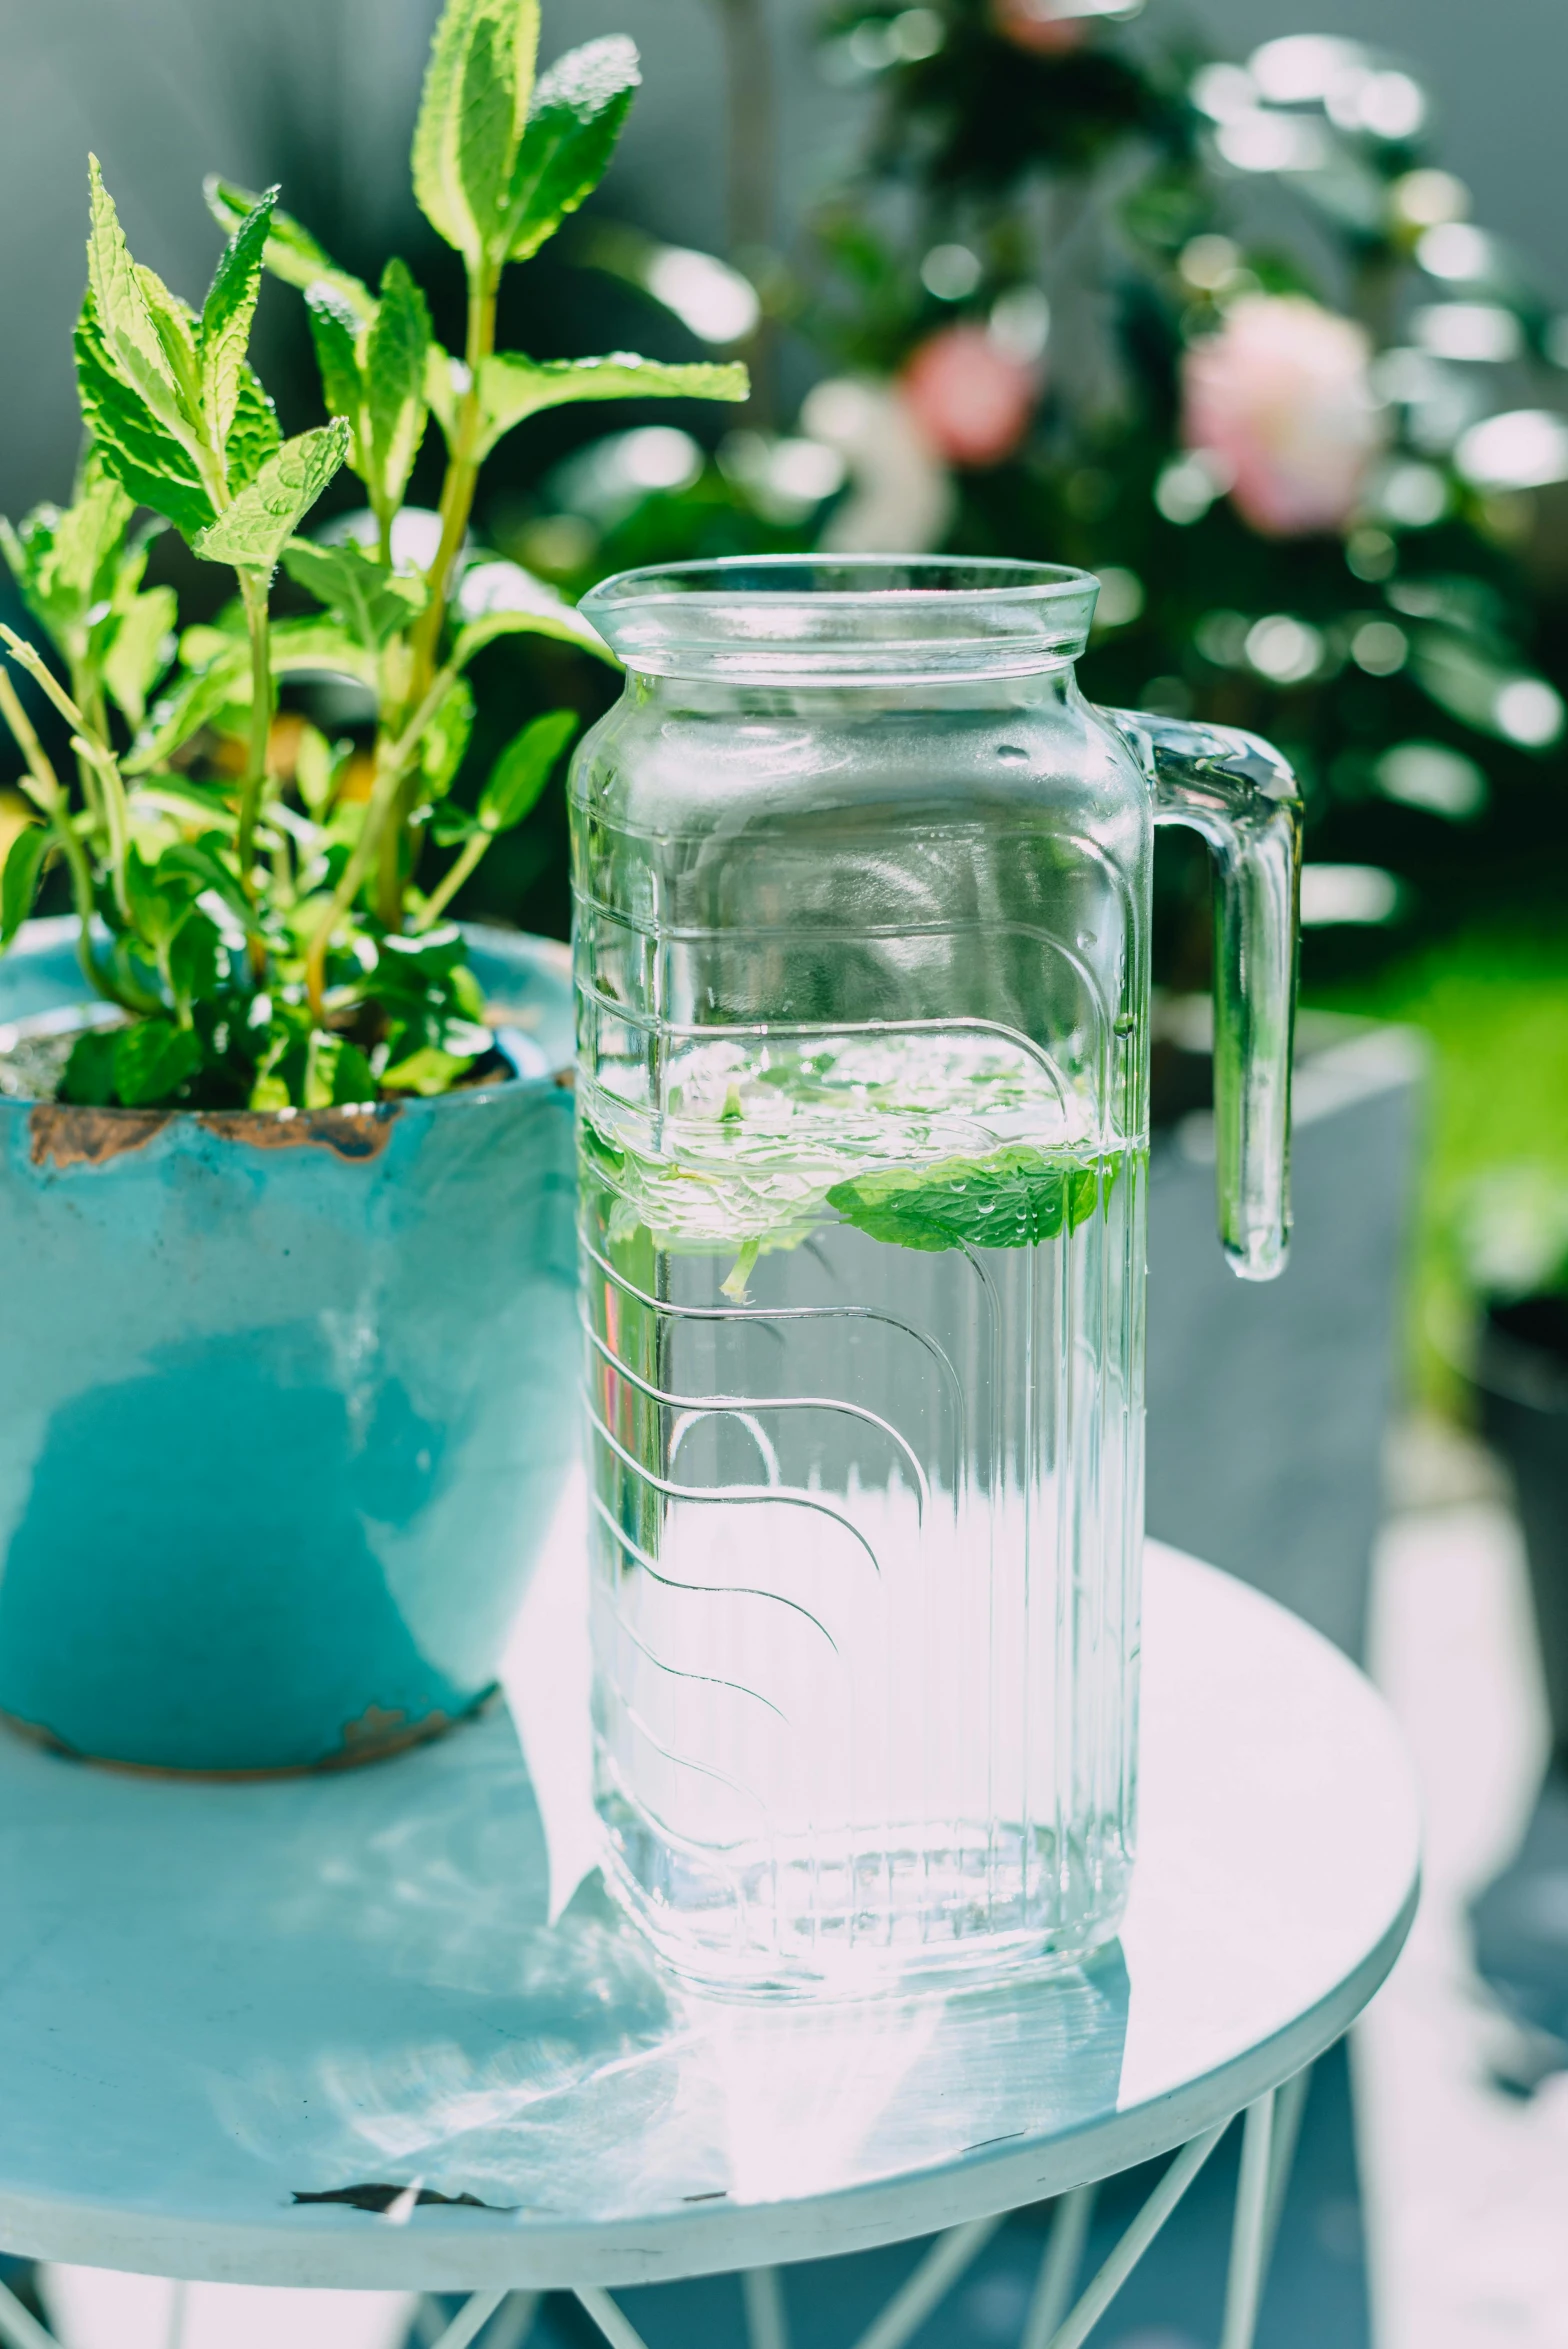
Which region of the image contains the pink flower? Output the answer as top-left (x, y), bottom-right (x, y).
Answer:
top-left (900, 325), bottom-right (1039, 468)
top-left (1181, 294), bottom-right (1385, 537)
top-left (990, 0), bottom-right (1090, 53)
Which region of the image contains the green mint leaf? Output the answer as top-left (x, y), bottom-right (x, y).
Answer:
top-left (59, 1026), bottom-right (120, 1106)
top-left (429, 803), bottom-right (483, 846)
top-left (268, 616), bottom-right (378, 686)
top-left (412, 0), bottom-right (539, 265)
top-left (193, 419), bottom-right (351, 569)
top-left (112, 1016), bottom-right (201, 1107)
top-left (363, 259), bottom-right (432, 519)
top-left (155, 837), bottom-right (249, 921)
top-left (327, 1037), bottom-right (378, 1107)
top-left (1, 824), bottom-right (50, 947)
top-left (134, 265), bottom-right (206, 433)
top-left (202, 177), bottom-right (374, 321)
top-left (293, 723), bottom-right (338, 816)
top-left (504, 35), bottom-right (639, 265)
top-left (85, 158), bottom-right (202, 452)
top-left (475, 351), bottom-right (748, 458)
top-left (166, 911), bottom-right (222, 1019)
top-left (424, 346), bottom-right (467, 448)
top-left (76, 289), bottom-right (216, 539)
top-left (376, 921), bottom-right (466, 979)
top-left (123, 846), bottom-right (197, 951)
top-left (478, 706), bottom-right (576, 832)
top-left (306, 283), bottom-right (365, 456)
top-left (103, 584), bottom-right (177, 728)
top-left (128, 777), bottom-right (236, 831)
top-left (825, 1147), bottom-right (1105, 1254)
top-left (124, 642), bottom-right (248, 773)
top-left (224, 361), bottom-right (282, 491)
top-left (451, 559), bottom-right (613, 666)
top-left (125, 616), bottom-right (373, 773)
top-left (200, 184), bottom-right (278, 455)
top-left (418, 675), bottom-right (475, 795)
top-left (296, 1031), bottom-right (375, 1112)
top-left (381, 1042), bottom-right (476, 1095)
top-left (0, 455), bottom-right (135, 649)
top-left (280, 537), bottom-right (427, 648)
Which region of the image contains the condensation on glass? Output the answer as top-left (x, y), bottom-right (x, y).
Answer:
top-left (570, 558), bottom-right (1301, 1994)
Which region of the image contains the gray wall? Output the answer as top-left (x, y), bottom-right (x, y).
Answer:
top-left (0, 0), bottom-right (435, 518)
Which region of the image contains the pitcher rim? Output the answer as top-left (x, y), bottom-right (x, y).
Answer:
top-left (580, 554), bottom-right (1101, 681)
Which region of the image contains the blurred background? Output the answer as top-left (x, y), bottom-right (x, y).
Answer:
top-left (3, 1), bottom-right (1568, 2343)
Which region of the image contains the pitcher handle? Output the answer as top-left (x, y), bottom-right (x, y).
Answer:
top-left (1104, 709), bottom-right (1304, 1282)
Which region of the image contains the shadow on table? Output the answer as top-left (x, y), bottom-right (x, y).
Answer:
top-left (491, 2041), bottom-right (1368, 2348)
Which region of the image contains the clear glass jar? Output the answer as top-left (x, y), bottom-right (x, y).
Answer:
top-left (571, 558), bottom-right (1301, 1994)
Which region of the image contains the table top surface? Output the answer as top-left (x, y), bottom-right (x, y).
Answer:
top-left (0, 1528), bottom-right (1420, 2293)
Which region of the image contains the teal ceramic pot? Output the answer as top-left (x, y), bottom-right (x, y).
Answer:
top-left (0, 920), bottom-right (577, 1774)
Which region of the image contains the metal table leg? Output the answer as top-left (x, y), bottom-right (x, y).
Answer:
top-left (0, 2278), bottom-right (56, 2349)
top-left (1041, 2123), bottom-right (1228, 2349)
top-left (428, 2288), bottom-right (518, 2349)
top-left (849, 2214), bottom-right (1005, 2349)
top-left (1221, 2093), bottom-right (1277, 2349)
top-left (742, 2265), bottom-right (791, 2349)
top-left (1023, 2184), bottom-right (1097, 2349)
top-left (576, 2066), bottom-right (1317, 2349)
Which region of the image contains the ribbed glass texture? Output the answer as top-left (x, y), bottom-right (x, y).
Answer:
top-left (570, 558), bottom-right (1296, 1994)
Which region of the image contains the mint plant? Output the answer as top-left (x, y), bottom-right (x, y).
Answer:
top-left (0, 0), bottom-right (746, 1110)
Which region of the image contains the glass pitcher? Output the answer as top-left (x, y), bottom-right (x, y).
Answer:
top-left (571, 557), bottom-right (1301, 1994)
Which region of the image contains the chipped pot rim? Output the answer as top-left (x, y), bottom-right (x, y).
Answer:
top-left (0, 918), bottom-right (573, 1139)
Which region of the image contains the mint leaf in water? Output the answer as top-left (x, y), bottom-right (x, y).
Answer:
top-left (826, 1147), bottom-right (1104, 1253)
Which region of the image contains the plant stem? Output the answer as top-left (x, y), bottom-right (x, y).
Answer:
top-left (0, 629), bottom-right (139, 928)
top-left (303, 660), bottom-right (462, 1020)
top-left (395, 261), bottom-right (499, 900)
top-left (71, 737), bottom-right (133, 923)
top-left (416, 826), bottom-right (492, 929)
top-left (373, 752), bottom-right (410, 930)
top-left (0, 664), bottom-right (65, 822)
top-left (0, 666), bottom-right (110, 1000)
top-left (419, 267), bottom-right (499, 662)
top-left (66, 656), bottom-right (107, 838)
top-left (235, 568), bottom-right (273, 895)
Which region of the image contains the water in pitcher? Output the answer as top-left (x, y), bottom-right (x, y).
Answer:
top-left (581, 1020), bottom-right (1144, 1991)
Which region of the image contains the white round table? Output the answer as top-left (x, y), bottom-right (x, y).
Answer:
top-left (0, 1543), bottom-right (1419, 2349)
